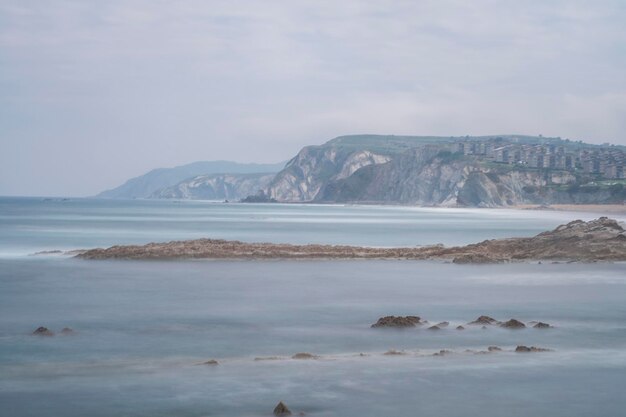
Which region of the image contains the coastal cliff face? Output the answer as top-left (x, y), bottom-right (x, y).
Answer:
top-left (149, 173), bottom-right (274, 200)
top-left (266, 145), bottom-right (391, 202)
top-left (262, 136), bottom-right (626, 207)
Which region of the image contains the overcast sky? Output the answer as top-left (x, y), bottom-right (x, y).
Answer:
top-left (1, 1), bottom-right (625, 196)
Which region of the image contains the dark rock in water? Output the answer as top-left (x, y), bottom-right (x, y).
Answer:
top-left (533, 322), bottom-right (551, 328)
top-left (516, 345), bottom-right (551, 353)
top-left (201, 359), bottom-right (219, 365)
top-left (273, 401), bottom-right (292, 416)
top-left (33, 327), bottom-right (54, 336)
top-left (427, 325), bottom-right (441, 331)
top-left (371, 315), bottom-right (421, 328)
top-left (481, 326), bottom-right (488, 330)
top-left (487, 346), bottom-right (502, 352)
top-left (456, 325), bottom-right (465, 330)
top-left (468, 315), bottom-right (498, 325)
top-left (60, 327), bottom-right (75, 335)
top-left (436, 321), bottom-right (449, 328)
top-left (500, 319), bottom-right (526, 329)
top-left (384, 349), bottom-right (406, 356)
top-left (292, 352), bottom-right (318, 360)
top-left (433, 349), bottom-right (453, 356)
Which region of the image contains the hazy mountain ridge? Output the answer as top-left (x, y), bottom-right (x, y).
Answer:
top-left (97, 161), bottom-right (285, 199)
top-left (149, 173), bottom-right (275, 200)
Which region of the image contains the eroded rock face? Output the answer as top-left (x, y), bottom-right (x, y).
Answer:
top-left (32, 327), bottom-right (54, 336)
top-left (371, 316), bottom-right (421, 328)
top-left (468, 316), bottom-right (499, 325)
top-left (273, 401), bottom-right (292, 416)
top-left (501, 319), bottom-right (526, 329)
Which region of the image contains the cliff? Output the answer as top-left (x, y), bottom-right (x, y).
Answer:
top-left (262, 135), bottom-right (626, 207)
top-left (97, 160), bottom-right (284, 199)
top-left (149, 173), bottom-right (274, 200)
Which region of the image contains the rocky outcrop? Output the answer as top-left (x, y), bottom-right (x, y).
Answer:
top-left (32, 326), bottom-right (54, 336)
top-left (500, 319), bottom-right (526, 329)
top-left (371, 316), bottom-right (422, 328)
top-left (273, 401), bottom-right (292, 416)
top-left (149, 173), bottom-right (274, 200)
top-left (292, 352), bottom-right (319, 360)
top-left (77, 218), bottom-right (626, 262)
top-left (515, 346), bottom-right (551, 353)
top-left (468, 316), bottom-right (499, 325)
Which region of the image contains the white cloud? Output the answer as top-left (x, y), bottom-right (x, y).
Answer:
top-left (1, 0), bottom-right (625, 195)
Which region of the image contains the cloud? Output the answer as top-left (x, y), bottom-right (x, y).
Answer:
top-left (1, 0), bottom-right (625, 195)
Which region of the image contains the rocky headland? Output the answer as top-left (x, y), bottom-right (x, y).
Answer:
top-left (77, 217), bottom-right (626, 262)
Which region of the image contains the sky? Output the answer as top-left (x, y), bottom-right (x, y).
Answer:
top-left (1, 1), bottom-right (626, 196)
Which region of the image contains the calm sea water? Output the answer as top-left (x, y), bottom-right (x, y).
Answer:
top-left (1, 197), bottom-right (625, 417)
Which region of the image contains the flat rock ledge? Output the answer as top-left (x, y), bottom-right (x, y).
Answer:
top-left (76, 218), bottom-right (626, 263)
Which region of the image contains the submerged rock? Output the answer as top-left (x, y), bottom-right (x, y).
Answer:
top-left (273, 401), bottom-right (292, 416)
top-left (456, 325), bottom-right (465, 330)
top-left (60, 327), bottom-right (75, 335)
top-left (371, 316), bottom-right (421, 328)
top-left (32, 327), bottom-right (54, 336)
top-left (500, 319), bottom-right (526, 329)
top-left (384, 349), bottom-right (406, 356)
top-left (433, 349), bottom-right (453, 356)
top-left (468, 315), bottom-right (498, 325)
top-left (427, 325), bottom-right (441, 331)
top-left (515, 345), bottom-right (551, 353)
top-left (201, 359), bottom-right (219, 365)
top-left (436, 321), bottom-right (449, 328)
top-left (487, 346), bottom-right (502, 352)
top-left (533, 322), bottom-right (551, 328)
top-left (292, 352), bottom-right (319, 360)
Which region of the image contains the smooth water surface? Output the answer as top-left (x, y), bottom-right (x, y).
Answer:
top-left (1, 196), bottom-right (624, 256)
top-left (1, 197), bottom-right (625, 416)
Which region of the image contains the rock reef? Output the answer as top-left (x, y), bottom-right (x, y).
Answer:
top-left (76, 218), bottom-right (626, 263)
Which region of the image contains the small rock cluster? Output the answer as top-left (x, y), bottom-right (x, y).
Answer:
top-left (32, 326), bottom-right (75, 336)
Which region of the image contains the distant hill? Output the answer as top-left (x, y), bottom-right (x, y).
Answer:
top-left (262, 134), bottom-right (626, 206)
top-left (97, 160), bottom-right (285, 199)
top-left (149, 173), bottom-right (275, 201)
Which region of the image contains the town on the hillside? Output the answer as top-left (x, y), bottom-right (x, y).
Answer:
top-left (455, 137), bottom-right (625, 179)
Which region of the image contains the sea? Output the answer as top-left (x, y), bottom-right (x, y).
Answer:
top-left (1, 196), bottom-right (625, 417)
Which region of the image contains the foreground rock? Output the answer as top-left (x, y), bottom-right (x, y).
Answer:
top-left (292, 352), bottom-right (319, 360)
top-left (500, 319), bottom-right (526, 329)
top-left (515, 345), bottom-right (551, 353)
top-left (371, 316), bottom-right (421, 328)
top-left (76, 218), bottom-right (626, 262)
top-left (468, 316), bottom-right (499, 325)
top-left (273, 401), bottom-right (292, 416)
top-left (32, 326), bottom-right (54, 336)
